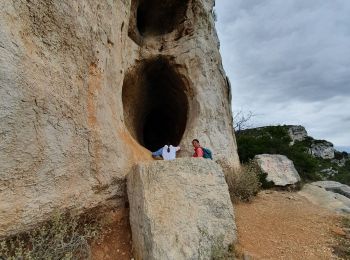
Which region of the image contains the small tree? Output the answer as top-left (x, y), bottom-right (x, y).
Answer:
top-left (233, 110), bottom-right (255, 132)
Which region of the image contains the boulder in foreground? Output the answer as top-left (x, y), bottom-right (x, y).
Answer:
top-left (127, 158), bottom-right (236, 260)
top-left (255, 154), bottom-right (301, 186)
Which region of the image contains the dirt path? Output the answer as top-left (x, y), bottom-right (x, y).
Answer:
top-left (235, 190), bottom-right (341, 259)
top-left (89, 191), bottom-right (346, 259)
top-left (91, 208), bottom-right (133, 260)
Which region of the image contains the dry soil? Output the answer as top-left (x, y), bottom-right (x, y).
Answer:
top-left (235, 190), bottom-right (343, 260)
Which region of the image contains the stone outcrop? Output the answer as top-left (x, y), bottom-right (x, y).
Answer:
top-left (299, 183), bottom-right (350, 214)
top-left (127, 158), bottom-right (236, 260)
top-left (319, 168), bottom-right (338, 177)
top-left (0, 0), bottom-right (240, 236)
top-left (309, 140), bottom-right (335, 159)
top-left (332, 158), bottom-right (347, 167)
top-left (254, 154), bottom-right (301, 186)
top-left (312, 181), bottom-right (350, 199)
top-left (286, 126), bottom-right (336, 159)
top-left (287, 125), bottom-right (308, 145)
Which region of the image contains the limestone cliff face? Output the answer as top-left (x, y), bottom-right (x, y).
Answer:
top-left (0, 0), bottom-right (240, 236)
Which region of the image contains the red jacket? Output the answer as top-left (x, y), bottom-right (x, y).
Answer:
top-left (193, 147), bottom-right (204, 157)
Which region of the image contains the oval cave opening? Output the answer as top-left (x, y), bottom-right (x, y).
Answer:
top-left (136, 0), bottom-right (189, 37)
top-left (122, 58), bottom-right (189, 152)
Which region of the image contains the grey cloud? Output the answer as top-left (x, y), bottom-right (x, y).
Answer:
top-left (216, 0), bottom-right (350, 102)
top-left (215, 0), bottom-right (350, 146)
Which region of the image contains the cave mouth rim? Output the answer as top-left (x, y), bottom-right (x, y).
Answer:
top-left (122, 57), bottom-right (189, 152)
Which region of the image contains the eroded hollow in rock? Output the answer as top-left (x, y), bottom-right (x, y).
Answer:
top-left (136, 0), bottom-right (189, 36)
top-left (122, 58), bottom-right (189, 152)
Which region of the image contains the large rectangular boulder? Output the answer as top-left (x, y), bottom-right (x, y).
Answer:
top-left (127, 158), bottom-right (236, 260)
top-left (255, 154), bottom-right (301, 186)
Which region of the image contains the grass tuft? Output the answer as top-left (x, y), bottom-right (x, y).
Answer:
top-left (0, 211), bottom-right (101, 260)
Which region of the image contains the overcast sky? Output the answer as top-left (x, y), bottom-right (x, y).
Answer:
top-left (215, 0), bottom-right (350, 151)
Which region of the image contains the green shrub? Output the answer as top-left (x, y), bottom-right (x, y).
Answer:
top-left (226, 161), bottom-right (261, 203)
top-left (236, 125), bottom-right (292, 162)
top-left (0, 212), bottom-right (101, 260)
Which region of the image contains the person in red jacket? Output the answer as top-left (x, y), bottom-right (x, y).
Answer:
top-left (192, 139), bottom-right (204, 157)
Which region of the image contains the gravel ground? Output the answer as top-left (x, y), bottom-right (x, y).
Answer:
top-left (235, 190), bottom-right (340, 259)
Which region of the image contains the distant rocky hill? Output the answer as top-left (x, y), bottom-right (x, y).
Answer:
top-left (236, 125), bottom-right (350, 185)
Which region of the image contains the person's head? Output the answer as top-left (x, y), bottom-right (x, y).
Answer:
top-left (192, 139), bottom-right (200, 148)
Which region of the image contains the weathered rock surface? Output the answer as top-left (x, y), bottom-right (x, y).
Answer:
top-left (312, 181), bottom-right (350, 199)
top-left (254, 154), bottom-right (301, 186)
top-left (0, 0), bottom-right (240, 236)
top-left (331, 158), bottom-right (347, 167)
top-left (299, 183), bottom-right (350, 214)
top-left (319, 168), bottom-right (338, 177)
top-left (287, 125), bottom-right (308, 145)
top-left (309, 141), bottom-right (335, 159)
top-left (127, 158), bottom-right (236, 260)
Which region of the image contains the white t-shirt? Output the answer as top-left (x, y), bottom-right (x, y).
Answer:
top-left (162, 145), bottom-right (180, 161)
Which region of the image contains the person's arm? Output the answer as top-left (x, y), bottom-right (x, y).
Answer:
top-left (175, 146), bottom-right (180, 152)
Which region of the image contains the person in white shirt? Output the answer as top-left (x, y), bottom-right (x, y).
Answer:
top-left (161, 144), bottom-right (180, 161)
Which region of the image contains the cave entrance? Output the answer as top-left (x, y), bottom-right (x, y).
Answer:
top-left (136, 0), bottom-right (189, 37)
top-left (122, 58), bottom-right (189, 152)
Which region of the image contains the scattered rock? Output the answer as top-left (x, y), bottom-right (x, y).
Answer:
top-left (127, 158), bottom-right (236, 260)
top-left (320, 168), bottom-right (338, 177)
top-left (332, 158), bottom-right (347, 167)
top-left (254, 154), bottom-right (301, 186)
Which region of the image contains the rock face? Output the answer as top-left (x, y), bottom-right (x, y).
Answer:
top-left (299, 182), bottom-right (350, 214)
top-left (127, 158), bottom-right (236, 260)
top-left (309, 141), bottom-right (335, 159)
top-left (0, 1), bottom-right (240, 236)
top-left (255, 154), bottom-right (301, 186)
top-left (286, 126), bottom-right (335, 159)
top-left (319, 168), bottom-right (338, 177)
top-left (312, 181), bottom-right (350, 199)
top-left (287, 125), bottom-right (308, 145)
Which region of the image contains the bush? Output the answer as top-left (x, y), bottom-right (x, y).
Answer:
top-left (226, 161), bottom-right (261, 203)
top-left (0, 211), bottom-right (101, 260)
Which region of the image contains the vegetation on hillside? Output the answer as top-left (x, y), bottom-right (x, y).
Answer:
top-left (236, 125), bottom-right (350, 185)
